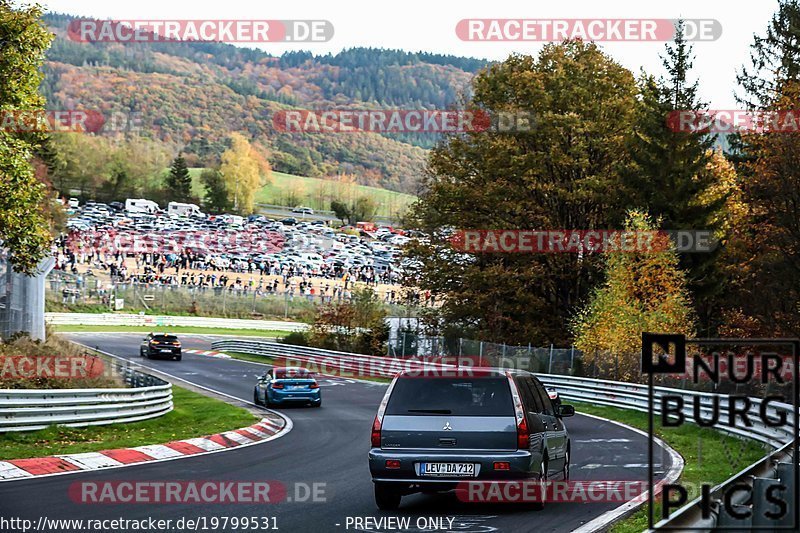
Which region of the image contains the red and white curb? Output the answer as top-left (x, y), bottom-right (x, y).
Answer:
top-left (184, 349), bottom-right (230, 359)
top-left (0, 416), bottom-right (288, 482)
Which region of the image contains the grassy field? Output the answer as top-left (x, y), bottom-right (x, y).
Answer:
top-left (188, 168), bottom-right (416, 220)
top-left (0, 385), bottom-right (258, 460)
top-left (255, 171), bottom-right (416, 219)
top-left (51, 324), bottom-right (292, 338)
top-left (570, 402), bottom-right (767, 533)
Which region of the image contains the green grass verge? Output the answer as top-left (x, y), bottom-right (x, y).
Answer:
top-left (51, 324), bottom-right (291, 338)
top-left (571, 402), bottom-right (767, 533)
top-left (223, 351), bottom-right (280, 366)
top-left (0, 385), bottom-right (258, 460)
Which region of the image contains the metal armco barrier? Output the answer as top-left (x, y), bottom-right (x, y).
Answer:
top-left (538, 374), bottom-right (794, 449)
top-left (45, 312), bottom-right (309, 332)
top-left (211, 339), bottom-right (452, 378)
top-left (0, 363), bottom-right (173, 432)
top-left (211, 339), bottom-right (797, 530)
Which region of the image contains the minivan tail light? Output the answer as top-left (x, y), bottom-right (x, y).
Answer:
top-left (506, 372), bottom-right (530, 450)
top-left (371, 376), bottom-right (399, 448)
top-left (516, 416), bottom-right (530, 449)
top-left (371, 415), bottom-right (382, 447)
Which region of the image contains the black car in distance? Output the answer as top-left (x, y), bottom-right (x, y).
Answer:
top-left (140, 333), bottom-right (182, 360)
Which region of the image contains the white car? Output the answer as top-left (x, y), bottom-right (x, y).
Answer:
top-left (292, 206), bottom-right (314, 215)
top-left (68, 197), bottom-right (80, 208)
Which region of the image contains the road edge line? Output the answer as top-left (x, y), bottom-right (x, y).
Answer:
top-left (570, 411), bottom-right (684, 533)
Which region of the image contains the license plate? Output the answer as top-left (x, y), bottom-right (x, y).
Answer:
top-left (160, 349), bottom-right (172, 353)
top-left (287, 385), bottom-right (306, 390)
top-left (419, 462), bottom-right (476, 477)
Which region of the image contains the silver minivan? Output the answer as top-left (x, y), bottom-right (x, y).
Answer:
top-left (368, 369), bottom-right (574, 510)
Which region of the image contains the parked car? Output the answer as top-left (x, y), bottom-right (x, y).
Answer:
top-left (140, 333), bottom-right (182, 360)
top-left (368, 369), bottom-right (574, 510)
top-left (253, 367), bottom-right (321, 407)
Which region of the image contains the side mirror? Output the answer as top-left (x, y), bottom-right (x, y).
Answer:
top-left (557, 404), bottom-right (575, 418)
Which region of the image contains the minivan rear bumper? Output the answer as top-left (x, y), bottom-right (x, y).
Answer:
top-left (369, 448), bottom-right (537, 483)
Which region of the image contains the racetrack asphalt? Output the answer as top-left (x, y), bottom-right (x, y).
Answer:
top-left (0, 333), bottom-right (674, 533)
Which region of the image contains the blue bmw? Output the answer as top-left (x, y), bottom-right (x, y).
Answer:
top-left (253, 367), bottom-right (322, 408)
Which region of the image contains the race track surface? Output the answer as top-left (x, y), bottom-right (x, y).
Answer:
top-left (0, 333), bottom-right (673, 533)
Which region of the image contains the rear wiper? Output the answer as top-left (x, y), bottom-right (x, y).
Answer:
top-left (407, 409), bottom-right (452, 414)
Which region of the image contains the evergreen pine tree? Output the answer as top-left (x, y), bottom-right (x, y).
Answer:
top-left (621, 20), bottom-right (725, 333)
top-left (725, 1), bottom-right (800, 335)
top-left (736, 0), bottom-right (800, 111)
top-left (201, 168), bottom-right (230, 213)
top-left (166, 153), bottom-right (192, 202)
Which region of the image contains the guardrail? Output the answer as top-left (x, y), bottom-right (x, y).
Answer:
top-left (0, 362), bottom-right (173, 432)
top-left (45, 313), bottom-right (309, 332)
top-left (211, 339), bottom-right (796, 530)
top-left (537, 374), bottom-right (794, 449)
top-left (211, 339), bottom-right (451, 378)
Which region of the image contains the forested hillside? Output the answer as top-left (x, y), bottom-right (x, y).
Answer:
top-left (41, 13), bottom-right (488, 193)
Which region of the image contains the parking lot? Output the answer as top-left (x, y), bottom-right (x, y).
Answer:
top-left (55, 200), bottom-right (428, 306)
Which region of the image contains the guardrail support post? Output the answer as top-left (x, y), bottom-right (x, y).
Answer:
top-left (717, 502), bottom-right (752, 531)
top-left (752, 476), bottom-right (785, 528)
top-left (777, 461), bottom-right (797, 528)
top-left (569, 345), bottom-right (574, 374)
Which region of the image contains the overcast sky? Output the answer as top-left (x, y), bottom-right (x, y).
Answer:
top-left (42, 0), bottom-right (781, 109)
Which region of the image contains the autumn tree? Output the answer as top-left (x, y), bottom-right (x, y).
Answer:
top-left (49, 134), bottom-right (170, 201)
top-left (0, 2), bottom-right (55, 272)
top-left (219, 133), bottom-right (270, 214)
top-left (571, 211), bottom-right (696, 380)
top-left (407, 42), bottom-right (638, 344)
top-left (308, 287), bottom-right (389, 355)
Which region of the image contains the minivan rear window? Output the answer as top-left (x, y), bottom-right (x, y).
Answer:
top-left (385, 377), bottom-right (513, 417)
